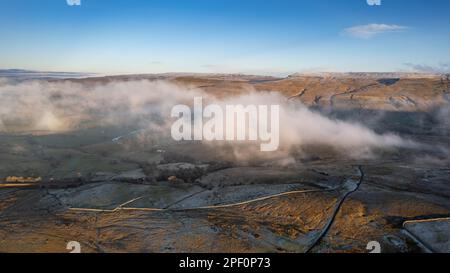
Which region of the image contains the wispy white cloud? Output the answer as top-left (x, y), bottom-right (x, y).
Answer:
top-left (403, 62), bottom-right (450, 74)
top-left (343, 24), bottom-right (408, 39)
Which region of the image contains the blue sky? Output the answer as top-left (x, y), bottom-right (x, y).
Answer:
top-left (0, 0), bottom-right (449, 76)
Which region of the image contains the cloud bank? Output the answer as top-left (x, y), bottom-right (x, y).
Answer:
top-left (403, 63), bottom-right (450, 74)
top-left (0, 79), bottom-right (411, 158)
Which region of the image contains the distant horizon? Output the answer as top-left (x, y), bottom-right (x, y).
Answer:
top-left (0, 68), bottom-right (447, 79)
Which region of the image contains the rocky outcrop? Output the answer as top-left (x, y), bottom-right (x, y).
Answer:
top-left (156, 163), bottom-right (209, 182)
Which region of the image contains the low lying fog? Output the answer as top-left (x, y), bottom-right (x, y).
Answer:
top-left (0, 79), bottom-right (421, 158)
